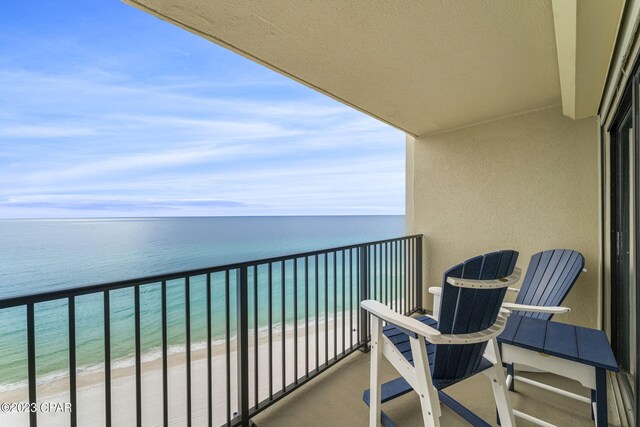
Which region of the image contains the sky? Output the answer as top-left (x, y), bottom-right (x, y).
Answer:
top-left (0, 1), bottom-right (405, 218)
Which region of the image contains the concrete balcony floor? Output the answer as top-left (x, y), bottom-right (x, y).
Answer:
top-left (253, 349), bottom-right (620, 426)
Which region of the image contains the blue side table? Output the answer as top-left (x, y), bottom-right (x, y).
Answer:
top-left (497, 314), bottom-right (619, 426)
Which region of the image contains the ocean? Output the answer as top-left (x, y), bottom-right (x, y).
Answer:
top-left (0, 216), bottom-right (404, 388)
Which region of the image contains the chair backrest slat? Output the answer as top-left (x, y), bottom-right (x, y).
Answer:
top-left (432, 250), bottom-right (518, 381)
top-left (526, 250), bottom-right (567, 306)
top-left (514, 249), bottom-right (584, 320)
top-left (481, 252), bottom-right (518, 327)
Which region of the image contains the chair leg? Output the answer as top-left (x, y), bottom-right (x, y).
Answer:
top-left (486, 338), bottom-right (516, 427)
top-left (507, 363), bottom-right (515, 392)
top-left (410, 336), bottom-right (441, 427)
top-left (369, 316), bottom-right (383, 427)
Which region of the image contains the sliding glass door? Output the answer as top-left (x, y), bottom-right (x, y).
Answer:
top-left (610, 76), bottom-right (639, 420)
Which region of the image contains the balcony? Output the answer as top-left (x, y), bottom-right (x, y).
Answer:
top-left (0, 235), bottom-right (423, 427)
top-left (0, 234), bottom-right (624, 426)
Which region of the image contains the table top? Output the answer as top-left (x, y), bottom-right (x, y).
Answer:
top-left (497, 314), bottom-right (619, 372)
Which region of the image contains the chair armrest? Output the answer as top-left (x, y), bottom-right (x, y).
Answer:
top-left (446, 267), bottom-right (522, 289)
top-left (501, 302), bottom-right (571, 314)
top-left (361, 300), bottom-right (510, 345)
top-left (361, 300), bottom-right (441, 340)
top-left (434, 285), bottom-right (518, 294)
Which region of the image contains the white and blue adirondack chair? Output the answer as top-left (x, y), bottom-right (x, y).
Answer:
top-left (500, 249), bottom-right (585, 320)
top-left (498, 249), bottom-right (585, 393)
top-left (362, 250), bottom-right (521, 427)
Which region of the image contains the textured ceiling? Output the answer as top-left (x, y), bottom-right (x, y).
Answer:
top-left (126, 0), bottom-right (561, 136)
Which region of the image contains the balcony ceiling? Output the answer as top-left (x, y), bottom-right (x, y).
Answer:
top-left (124, 0), bottom-right (618, 136)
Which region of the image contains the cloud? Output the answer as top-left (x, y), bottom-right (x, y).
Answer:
top-left (0, 125), bottom-right (98, 138)
top-left (0, 20), bottom-right (405, 218)
top-left (1, 197), bottom-right (250, 212)
top-left (14, 140), bottom-right (270, 185)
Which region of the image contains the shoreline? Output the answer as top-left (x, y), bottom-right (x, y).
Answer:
top-left (0, 309), bottom-right (362, 392)
top-left (0, 316), bottom-right (356, 426)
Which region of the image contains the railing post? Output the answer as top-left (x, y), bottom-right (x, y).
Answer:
top-left (236, 267), bottom-right (250, 427)
top-left (359, 245), bottom-right (370, 352)
top-left (415, 236), bottom-right (424, 313)
top-left (27, 303), bottom-right (37, 427)
top-left (68, 296), bottom-right (77, 427)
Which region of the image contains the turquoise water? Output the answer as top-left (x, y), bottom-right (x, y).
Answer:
top-left (0, 216), bottom-right (404, 387)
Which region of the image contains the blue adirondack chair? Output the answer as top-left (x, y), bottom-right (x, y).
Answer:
top-left (498, 249), bottom-right (585, 393)
top-left (501, 248), bottom-right (585, 319)
top-left (361, 250), bottom-right (521, 427)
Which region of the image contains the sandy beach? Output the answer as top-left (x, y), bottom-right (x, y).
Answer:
top-left (0, 315), bottom-right (357, 427)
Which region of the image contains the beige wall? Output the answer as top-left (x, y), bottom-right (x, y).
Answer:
top-left (407, 106), bottom-right (599, 328)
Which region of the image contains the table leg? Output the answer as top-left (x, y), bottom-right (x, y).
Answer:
top-left (595, 368), bottom-right (607, 427)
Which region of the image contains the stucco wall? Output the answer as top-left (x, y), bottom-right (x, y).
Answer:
top-left (407, 106), bottom-right (599, 327)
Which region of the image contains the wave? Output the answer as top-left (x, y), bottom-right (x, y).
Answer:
top-left (0, 315), bottom-right (346, 393)
top-left (0, 337), bottom-right (227, 394)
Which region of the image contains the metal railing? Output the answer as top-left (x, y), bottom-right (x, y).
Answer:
top-left (0, 234), bottom-right (423, 427)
